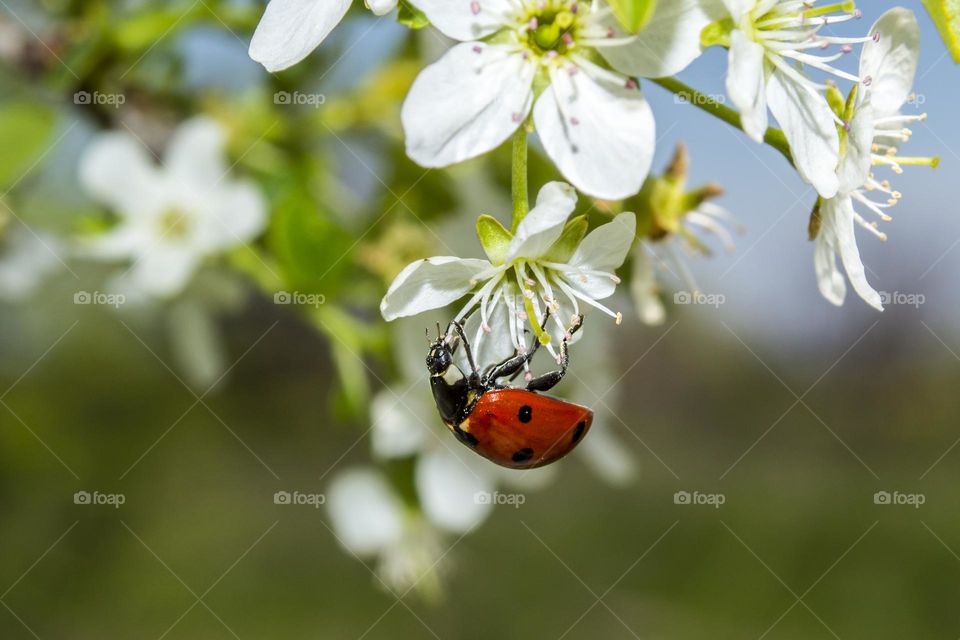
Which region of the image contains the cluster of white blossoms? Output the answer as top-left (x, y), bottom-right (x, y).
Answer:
top-left (248, 0), bottom-right (934, 338)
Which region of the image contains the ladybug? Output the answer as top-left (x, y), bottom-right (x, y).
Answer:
top-left (426, 313), bottom-right (593, 470)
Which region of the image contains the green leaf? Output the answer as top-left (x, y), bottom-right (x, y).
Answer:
top-left (268, 187), bottom-right (351, 294)
top-left (398, 1), bottom-right (430, 29)
top-left (0, 104), bottom-right (55, 190)
top-left (924, 0), bottom-right (960, 62)
top-left (476, 215), bottom-right (513, 265)
top-left (112, 10), bottom-right (200, 52)
top-left (608, 0), bottom-right (657, 33)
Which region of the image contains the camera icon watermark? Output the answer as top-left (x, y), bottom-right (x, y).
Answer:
top-left (874, 490), bottom-right (925, 509)
top-left (879, 291), bottom-right (926, 309)
top-left (74, 91), bottom-right (126, 109)
top-left (474, 491), bottom-right (526, 509)
top-left (274, 490), bottom-right (326, 508)
top-left (74, 490), bottom-right (126, 508)
top-left (274, 291), bottom-right (326, 308)
top-left (674, 291), bottom-right (726, 309)
top-left (674, 490), bottom-right (726, 509)
top-left (274, 91), bottom-right (326, 108)
top-left (74, 291), bottom-right (126, 308)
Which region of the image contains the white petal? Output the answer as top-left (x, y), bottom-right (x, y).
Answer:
top-left (193, 181), bottom-right (268, 252)
top-left (164, 117), bottom-right (228, 191)
top-left (249, 0), bottom-right (351, 72)
top-left (365, 0), bottom-right (397, 16)
top-left (631, 248), bottom-right (667, 326)
top-left (766, 70), bottom-right (839, 199)
top-left (326, 468), bottom-right (405, 555)
top-left (415, 447), bottom-right (493, 533)
top-left (410, 0), bottom-right (511, 41)
top-left (568, 212), bottom-right (636, 300)
top-left (79, 131), bottom-right (164, 219)
top-left (402, 43), bottom-right (534, 169)
top-left (814, 216), bottom-right (846, 307)
top-left (727, 30), bottom-right (768, 143)
top-left (824, 196), bottom-right (883, 311)
top-left (533, 65), bottom-right (655, 200)
top-left (599, 0), bottom-right (719, 78)
top-left (570, 213), bottom-right (637, 273)
top-left (860, 8), bottom-right (920, 117)
top-left (380, 256), bottom-right (493, 321)
top-left (721, 0), bottom-right (754, 21)
top-left (506, 182), bottom-right (577, 262)
top-left (0, 228), bottom-right (61, 302)
top-left (126, 245), bottom-right (200, 298)
top-left (371, 388), bottom-right (430, 460)
top-left (837, 101), bottom-right (874, 194)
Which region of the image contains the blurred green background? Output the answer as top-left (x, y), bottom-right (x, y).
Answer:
top-left (3, 0), bottom-right (960, 638)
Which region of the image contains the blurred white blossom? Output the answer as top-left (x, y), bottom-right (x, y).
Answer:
top-left (0, 226), bottom-right (61, 302)
top-left (76, 117), bottom-right (266, 300)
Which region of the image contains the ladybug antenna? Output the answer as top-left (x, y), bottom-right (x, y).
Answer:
top-left (436, 322), bottom-right (443, 341)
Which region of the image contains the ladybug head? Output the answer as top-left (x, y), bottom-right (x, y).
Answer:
top-left (425, 323), bottom-right (457, 376)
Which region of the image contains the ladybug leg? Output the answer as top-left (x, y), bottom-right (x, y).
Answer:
top-left (525, 314), bottom-right (584, 393)
top-left (450, 321), bottom-right (480, 380)
top-left (482, 310), bottom-right (552, 386)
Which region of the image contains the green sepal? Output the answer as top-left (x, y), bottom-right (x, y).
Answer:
top-left (923, 0), bottom-right (960, 63)
top-left (476, 215), bottom-right (513, 265)
top-left (397, 1), bottom-right (430, 29)
top-left (701, 18), bottom-right (733, 49)
top-left (542, 215), bottom-right (589, 263)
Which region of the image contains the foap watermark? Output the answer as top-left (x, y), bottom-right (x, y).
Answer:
top-left (674, 92), bottom-right (726, 106)
top-left (674, 291), bottom-right (726, 309)
top-left (74, 291), bottom-right (126, 308)
top-left (874, 490), bottom-right (925, 509)
top-left (274, 91), bottom-right (326, 108)
top-left (74, 90), bottom-right (126, 109)
top-left (674, 490), bottom-right (726, 509)
top-left (74, 490), bottom-right (126, 508)
top-left (274, 490), bottom-right (326, 508)
top-left (474, 491), bottom-right (526, 509)
top-left (905, 92), bottom-right (927, 107)
top-left (879, 291), bottom-right (926, 309)
top-left (274, 291), bottom-right (326, 308)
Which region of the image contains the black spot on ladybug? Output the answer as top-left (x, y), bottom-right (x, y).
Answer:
top-left (572, 421), bottom-right (586, 444)
top-left (512, 448), bottom-right (534, 463)
top-left (454, 425), bottom-right (479, 448)
top-left (518, 405), bottom-right (533, 423)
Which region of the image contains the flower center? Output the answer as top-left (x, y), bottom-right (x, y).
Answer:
top-left (157, 209), bottom-right (191, 240)
top-left (517, 2), bottom-right (581, 58)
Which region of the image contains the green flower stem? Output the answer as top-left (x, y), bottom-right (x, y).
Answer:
top-left (511, 128), bottom-right (529, 231)
top-left (651, 76), bottom-right (794, 165)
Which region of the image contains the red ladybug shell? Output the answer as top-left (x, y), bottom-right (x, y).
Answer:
top-left (450, 389), bottom-right (593, 470)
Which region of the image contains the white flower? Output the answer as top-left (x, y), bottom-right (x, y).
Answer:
top-left (380, 181), bottom-right (635, 361)
top-left (401, 0), bottom-right (657, 200)
top-left (814, 7), bottom-right (932, 311)
top-left (249, 0), bottom-right (398, 72)
top-left (77, 117), bottom-right (267, 300)
top-left (718, 0), bottom-right (873, 198)
top-left (0, 226), bottom-right (62, 302)
top-left (326, 467), bottom-right (447, 596)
